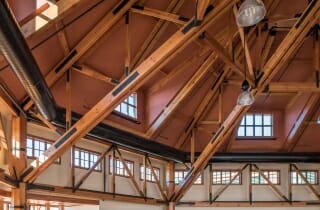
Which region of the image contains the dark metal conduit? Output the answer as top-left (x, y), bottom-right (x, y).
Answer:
top-left (28, 107), bottom-right (320, 163)
top-left (0, 0), bottom-right (56, 121)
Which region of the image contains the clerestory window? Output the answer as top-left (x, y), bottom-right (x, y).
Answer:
top-left (237, 113), bottom-right (273, 138)
top-left (114, 93), bottom-right (137, 119)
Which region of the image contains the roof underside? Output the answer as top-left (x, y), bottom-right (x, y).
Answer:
top-left (1, 0), bottom-right (320, 155)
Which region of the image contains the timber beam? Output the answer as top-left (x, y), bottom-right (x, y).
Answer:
top-left (170, 0), bottom-right (320, 202)
top-left (21, 0), bottom-right (235, 183)
top-left (27, 185), bottom-right (162, 205)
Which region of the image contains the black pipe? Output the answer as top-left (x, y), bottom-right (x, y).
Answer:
top-left (0, 0), bottom-right (56, 121)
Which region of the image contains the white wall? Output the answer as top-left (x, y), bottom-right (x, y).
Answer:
top-left (27, 123), bottom-right (320, 209)
top-left (181, 162), bottom-right (320, 202)
top-left (176, 207), bottom-right (320, 210)
top-left (100, 200), bottom-right (164, 210)
top-left (65, 205), bottom-right (99, 210)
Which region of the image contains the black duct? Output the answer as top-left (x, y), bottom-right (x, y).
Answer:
top-left (27, 107), bottom-right (320, 163)
top-left (0, 0), bottom-right (56, 121)
top-left (199, 152), bottom-right (320, 163)
top-left (51, 107), bottom-right (185, 162)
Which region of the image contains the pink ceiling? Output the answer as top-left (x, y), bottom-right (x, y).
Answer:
top-left (1, 0), bottom-right (320, 154)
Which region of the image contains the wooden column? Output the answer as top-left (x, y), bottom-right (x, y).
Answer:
top-left (11, 183), bottom-right (26, 209)
top-left (167, 202), bottom-right (175, 210)
top-left (11, 113), bottom-right (27, 178)
top-left (166, 161), bottom-right (175, 199)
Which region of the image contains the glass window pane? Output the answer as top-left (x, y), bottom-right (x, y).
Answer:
top-left (27, 139), bottom-right (33, 148)
top-left (246, 126), bottom-right (254, 136)
top-left (255, 126), bottom-right (262, 136)
top-left (255, 114), bottom-right (262, 125)
top-left (264, 114), bottom-right (272, 125)
top-left (237, 126), bottom-right (245, 136)
top-left (26, 148), bottom-right (33, 156)
top-left (264, 127), bottom-right (272, 136)
top-left (128, 106), bottom-right (135, 118)
top-left (246, 114), bottom-right (254, 125)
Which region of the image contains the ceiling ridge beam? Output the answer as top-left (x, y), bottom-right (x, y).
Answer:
top-left (21, 0), bottom-right (235, 183)
top-left (169, 0), bottom-right (320, 202)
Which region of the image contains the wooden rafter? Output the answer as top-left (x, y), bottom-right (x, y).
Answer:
top-left (145, 51), bottom-right (221, 138)
top-left (174, 26), bottom-right (258, 149)
top-left (170, 1), bottom-right (320, 202)
top-left (130, 5), bottom-right (249, 81)
top-left (281, 24), bottom-right (320, 151)
top-left (72, 64), bottom-right (119, 86)
top-left (18, 3), bottom-right (50, 27)
top-left (147, 47), bottom-right (210, 96)
top-left (22, 0), bottom-right (88, 38)
top-left (130, 0), bottom-right (184, 69)
top-left (131, 6), bottom-right (186, 25)
top-left (282, 93), bottom-right (320, 151)
top-left (268, 82), bottom-right (320, 92)
top-left (23, 0), bottom-right (138, 111)
top-left (0, 83), bottom-right (18, 117)
top-left (261, 33), bottom-right (276, 67)
top-left (196, 0), bottom-right (211, 21)
top-left (21, 0), bottom-right (235, 183)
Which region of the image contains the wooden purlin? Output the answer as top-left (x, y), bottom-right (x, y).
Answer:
top-left (21, 0), bottom-right (235, 183)
top-left (170, 0), bottom-right (320, 202)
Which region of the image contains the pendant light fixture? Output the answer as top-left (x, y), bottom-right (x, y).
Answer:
top-left (236, 0), bottom-right (266, 27)
top-left (237, 32), bottom-right (254, 106)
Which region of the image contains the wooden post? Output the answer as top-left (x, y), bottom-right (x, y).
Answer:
top-left (112, 146), bottom-right (116, 195)
top-left (209, 164), bottom-right (212, 203)
top-left (11, 183), bottom-right (26, 210)
top-left (166, 161), bottom-right (175, 199)
top-left (249, 164), bottom-right (253, 204)
top-left (11, 114), bottom-right (27, 178)
top-left (190, 129), bottom-right (195, 164)
top-left (167, 202), bottom-right (175, 210)
top-left (143, 155), bottom-right (147, 198)
top-left (288, 164), bottom-right (292, 203)
top-left (103, 156), bottom-right (106, 193)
